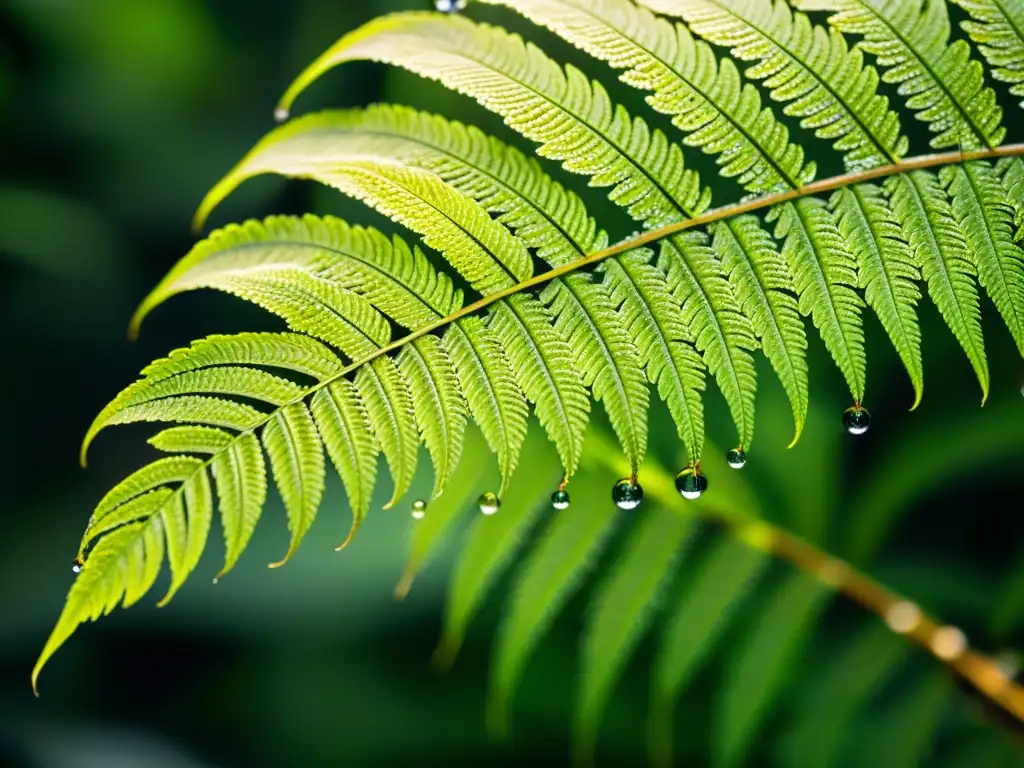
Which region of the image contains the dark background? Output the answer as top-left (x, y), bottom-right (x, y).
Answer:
top-left (2, 0), bottom-right (1024, 765)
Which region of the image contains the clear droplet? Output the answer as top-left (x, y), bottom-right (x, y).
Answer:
top-left (411, 499), bottom-right (427, 520)
top-left (551, 489), bottom-right (570, 510)
top-left (675, 467), bottom-right (708, 500)
top-left (842, 404), bottom-right (871, 435)
top-left (611, 478), bottom-right (644, 510)
top-left (71, 559), bottom-right (83, 574)
top-left (726, 447), bottom-right (747, 469)
top-left (478, 491), bottom-right (501, 516)
top-left (435, 0), bottom-right (468, 13)
top-left (273, 106), bottom-right (290, 124)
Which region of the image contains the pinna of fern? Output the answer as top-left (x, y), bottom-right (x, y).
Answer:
top-left (33, 0), bottom-right (1024, 706)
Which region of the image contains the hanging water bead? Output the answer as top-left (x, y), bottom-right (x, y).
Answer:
top-left (71, 559), bottom-right (83, 574)
top-left (435, 0), bottom-right (467, 13)
top-left (411, 500), bottom-right (427, 520)
top-left (675, 468), bottom-right (708, 500)
top-left (551, 489), bottom-right (570, 510)
top-left (726, 447), bottom-right (747, 469)
top-left (842, 404), bottom-right (871, 435)
top-left (612, 478), bottom-right (644, 510)
top-left (478, 491), bottom-right (501, 516)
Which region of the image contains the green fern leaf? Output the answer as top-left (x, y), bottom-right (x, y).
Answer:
top-left (885, 172), bottom-right (989, 400)
top-left (262, 402), bottom-right (326, 567)
top-left (954, 0), bottom-right (1024, 107)
top-left (92, 395), bottom-right (264, 435)
top-left (606, 253), bottom-right (707, 464)
top-left (86, 457), bottom-right (202, 537)
top-left (832, 183), bottom-right (923, 407)
top-left (638, 0), bottom-right (907, 170)
top-left (148, 425), bottom-right (234, 455)
top-left (489, 295), bottom-right (590, 476)
top-left (714, 216), bottom-right (809, 444)
top-left (309, 379), bottom-right (378, 547)
top-left (484, 0), bottom-right (813, 192)
top-left (649, 534), bottom-right (767, 765)
top-left (771, 199), bottom-right (867, 403)
top-left (175, 471), bottom-right (213, 605)
top-left (488, 474), bottom-right (620, 736)
top-left (660, 233), bottom-right (758, 450)
top-left (795, 0), bottom-right (1005, 149)
top-left (576, 506), bottom-right (694, 757)
top-left (354, 358), bottom-right (419, 509)
top-left (211, 432), bottom-right (267, 578)
top-left (943, 161), bottom-right (1024, 354)
top-left (444, 319), bottom-right (529, 493)
top-left (275, 12), bottom-right (708, 228)
top-left (1000, 156), bottom-right (1024, 239)
top-left (716, 572), bottom-right (830, 767)
top-left (436, 428), bottom-right (560, 666)
top-left (397, 336), bottom-right (468, 498)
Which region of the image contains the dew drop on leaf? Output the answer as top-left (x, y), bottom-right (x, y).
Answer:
top-left (273, 107), bottom-right (289, 124)
top-left (675, 467), bottom-right (708, 500)
top-left (842, 404), bottom-right (871, 435)
top-left (435, 0), bottom-right (467, 13)
top-left (411, 499), bottom-right (427, 520)
top-left (726, 447), bottom-right (747, 469)
top-left (611, 478), bottom-right (644, 511)
top-left (551, 489), bottom-right (570, 510)
top-left (478, 491), bottom-right (501, 516)
top-left (71, 559), bottom-right (83, 574)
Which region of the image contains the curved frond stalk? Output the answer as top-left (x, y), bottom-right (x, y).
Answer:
top-left (954, 0), bottom-right (1024, 107)
top-left (275, 12), bottom-right (710, 228)
top-left (714, 217), bottom-right (809, 444)
top-left (832, 183), bottom-right (924, 408)
top-left (794, 0), bottom-right (1005, 149)
top-left (885, 172), bottom-right (989, 401)
top-left (637, 0), bottom-right (907, 170)
top-left (482, 0), bottom-right (813, 193)
top-left (660, 233), bottom-right (759, 449)
top-left (770, 199), bottom-right (867, 403)
top-left (944, 161), bottom-right (1024, 353)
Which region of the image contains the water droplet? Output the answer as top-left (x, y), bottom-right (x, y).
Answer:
top-left (726, 447), bottom-right (747, 469)
top-left (478, 491), bottom-right (501, 516)
top-left (71, 559), bottom-right (83, 574)
top-left (435, 0), bottom-right (467, 13)
top-left (551, 489), bottom-right (570, 510)
top-left (842, 404), bottom-right (871, 435)
top-left (411, 499), bottom-right (427, 520)
top-left (675, 467), bottom-right (708, 500)
top-left (612, 478), bottom-right (644, 510)
top-left (273, 106), bottom-right (290, 124)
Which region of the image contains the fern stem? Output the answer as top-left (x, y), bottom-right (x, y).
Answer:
top-left (724, 519), bottom-right (1024, 724)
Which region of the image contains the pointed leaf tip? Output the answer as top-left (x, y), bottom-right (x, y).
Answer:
top-left (334, 520), bottom-right (360, 551)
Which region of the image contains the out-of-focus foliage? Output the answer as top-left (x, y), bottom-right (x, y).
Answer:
top-left (3, 1), bottom-right (1024, 766)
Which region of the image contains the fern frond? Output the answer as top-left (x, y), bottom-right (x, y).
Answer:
top-left (576, 507), bottom-right (694, 756)
top-left (488, 475), bottom-right (620, 735)
top-left (954, 0), bottom-right (1024, 107)
top-left (638, 0), bottom-right (907, 170)
top-left (943, 161), bottom-right (1024, 353)
top-left (211, 432), bottom-right (267, 578)
top-left (770, 199), bottom-right (867, 403)
top-left (148, 425), bottom-right (234, 455)
top-left (832, 183), bottom-right (923, 407)
top-left (483, 0), bottom-right (813, 193)
top-left (650, 535), bottom-right (767, 764)
top-left (794, 0), bottom-right (1005, 149)
top-left (885, 172), bottom-right (989, 400)
top-left (262, 402), bottom-right (325, 567)
top-left (275, 12), bottom-right (709, 228)
top-left (714, 217), bottom-right (809, 444)
top-left (660, 233), bottom-right (759, 450)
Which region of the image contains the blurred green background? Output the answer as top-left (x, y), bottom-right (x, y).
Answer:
top-left (2, 0), bottom-right (1024, 765)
